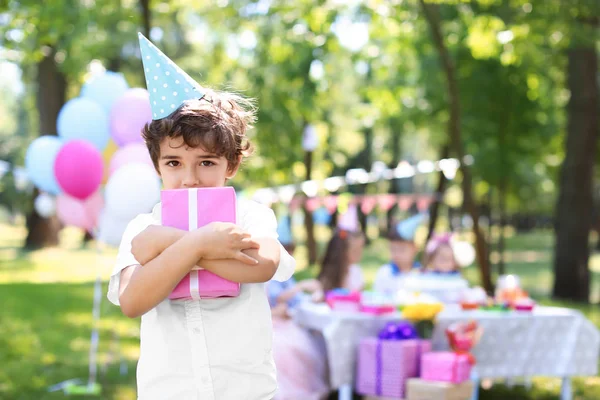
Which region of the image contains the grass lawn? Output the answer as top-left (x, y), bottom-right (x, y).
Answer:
top-left (1, 221), bottom-right (600, 399)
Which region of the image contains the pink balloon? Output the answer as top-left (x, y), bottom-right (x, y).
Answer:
top-left (54, 140), bottom-right (104, 200)
top-left (109, 88), bottom-right (152, 146)
top-left (109, 143), bottom-right (154, 176)
top-left (56, 194), bottom-right (91, 230)
top-left (84, 190), bottom-right (105, 230)
top-left (56, 191), bottom-right (104, 232)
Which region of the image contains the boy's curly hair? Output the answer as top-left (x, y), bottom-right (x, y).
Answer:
top-left (142, 88), bottom-right (255, 172)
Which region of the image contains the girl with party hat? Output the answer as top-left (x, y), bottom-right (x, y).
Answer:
top-left (266, 214), bottom-right (329, 400)
top-left (373, 213), bottom-right (427, 294)
top-left (318, 204), bottom-right (366, 293)
top-left (107, 34), bottom-right (296, 400)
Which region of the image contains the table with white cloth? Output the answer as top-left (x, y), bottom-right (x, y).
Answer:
top-left (433, 306), bottom-right (600, 400)
top-left (293, 302), bottom-right (599, 400)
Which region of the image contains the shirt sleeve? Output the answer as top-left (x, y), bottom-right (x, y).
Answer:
top-left (106, 214), bottom-right (152, 306)
top-left (241, 201), bottom-right (295, 282)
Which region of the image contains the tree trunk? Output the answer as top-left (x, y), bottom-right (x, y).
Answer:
top-left (552, 46), bottom-right (598, 302)
top-left (24, 48), bottom-right (66, 250)
top-left (427, 144), bottom-right (450, 241)
top-left (139, 0), bottom-right (151, 38)
top-left (419, 0), bottom-right (493, 293)
top-left (357, 126), bottom-right (373, 241)
top-left (387, 119), bottom-right (401, 234)
top-left (303, 149), bottom-right (318, 265)
top-left (497, 185), bottom-right (507, 275)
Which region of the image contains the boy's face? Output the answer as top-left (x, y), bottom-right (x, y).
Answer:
top-left (390, 240), bottom-right (417, 270)
top-left (157, 136), bottom-right (239, 190)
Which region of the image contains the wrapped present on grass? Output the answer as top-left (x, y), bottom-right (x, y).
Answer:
top-left (161, 187), bottom-right (240, 300)
top-left (406, 378), bottom-right (473, 400)
top-left (356, 322), bottom-right (430, 399)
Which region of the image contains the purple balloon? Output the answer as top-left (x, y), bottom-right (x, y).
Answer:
top-left (109, 142), bottom-right (154, 176)
top-left (109, 88), bottom-right (152, 147)
top-left (54, 140), bottom-right (104, 200)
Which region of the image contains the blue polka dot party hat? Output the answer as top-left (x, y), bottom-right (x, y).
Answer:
top-left (138, 32), bottom-right (206, 120)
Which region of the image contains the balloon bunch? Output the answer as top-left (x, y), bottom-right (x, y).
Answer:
top-left (25, 70), bottom-right (161, 246)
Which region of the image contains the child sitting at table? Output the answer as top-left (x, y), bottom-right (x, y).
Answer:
top-left (267, 213), bottom-right (329, 400)
top-left (373, 214), bottom-right (427, 294)
top-left (318, 204), bottom-right (366, 293)
top-left (424, 233), bottom-right (461, 274)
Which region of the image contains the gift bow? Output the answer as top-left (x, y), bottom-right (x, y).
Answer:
top-left (378, 321), bottom-right (419, 340)
top-left (445, 320), bottom-right (483, 365)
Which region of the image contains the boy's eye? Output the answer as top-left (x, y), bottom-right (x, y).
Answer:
top-left (166, 160), bottom-right (180, 167)
top-left (200, 161), bottom-right (215, 167)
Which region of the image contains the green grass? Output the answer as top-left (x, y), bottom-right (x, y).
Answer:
top-left (1, 222), bottom-right (600, 399)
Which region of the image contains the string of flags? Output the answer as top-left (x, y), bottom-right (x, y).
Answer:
top-left (248, 157), bottom-right (461, 215)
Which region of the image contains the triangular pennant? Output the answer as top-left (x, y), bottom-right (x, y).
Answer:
top-left (360, 195), bottom-right (378, 215)
top-left (378, 194), bottom-right (397, 211)
top-left (398, 195), bottom-right (414, 211)
top-left (417, 195), bottom-right (434, 212)
top-left (305, 197), bottom-right (321, 212)
top-left (323, 195), bottom-right (339, 214)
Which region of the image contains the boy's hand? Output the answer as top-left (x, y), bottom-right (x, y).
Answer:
top-left (195, 222), bottom-right (261, 265)
top-left (299, 279), bottom-right (322, 294)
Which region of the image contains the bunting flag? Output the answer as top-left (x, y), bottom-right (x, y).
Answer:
top-left (360, 196), bottom-right (378, 215)
top-left (398, 195), bottom-right (414, 211)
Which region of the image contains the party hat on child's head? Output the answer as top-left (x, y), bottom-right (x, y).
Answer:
top-left (138, 32), bottom-right (206, 120)
top-left (277, 214), bottom-right (293, 245)
top-left (338, 204), bottom-right (359, 232)
top-left (396, 213), bottom-right (428, 241)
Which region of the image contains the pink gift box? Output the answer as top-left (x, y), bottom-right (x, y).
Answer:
top-left (420, 352), bottom-right (472, 384)
top-left (356, 338), bottom-right (428, 399)
top-left (360, 305), bottom-right (397, 315)
top-left (161, 187), bottom-right (240, 300)
top-left (325, 291), bottom-right (361, 312)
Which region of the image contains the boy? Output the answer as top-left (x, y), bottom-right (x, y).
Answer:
top-left (373, 214), bottom-right (426, 294)
top-left (107, 33), bottom-right (295, 400)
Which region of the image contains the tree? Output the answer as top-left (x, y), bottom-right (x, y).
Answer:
top-left (553, 18), bottom-right (598, 302)
top-left (419, 0), bottom-right (493, 293)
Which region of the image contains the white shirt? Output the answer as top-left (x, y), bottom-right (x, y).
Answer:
top-left (107, 199), bottom-right (296, 400)
top-left (373, 264), bottom-right (403, 294)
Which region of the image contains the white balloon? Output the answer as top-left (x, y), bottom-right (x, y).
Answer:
top-left (34, 193), bottom-right (56, 218)
top-left (105, 163), bottom-right (160, 220)
top-left (97, 209), bottom-right (132, 247)
top-left (452, 241), bottom-right (476, 267)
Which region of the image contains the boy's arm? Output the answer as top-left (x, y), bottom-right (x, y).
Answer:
top-left (120, 223), bottom-right (260, 318)
top-left (132, 225), bottom-right (280, 284)
top-left (119, 230), bottom-right (204, 318)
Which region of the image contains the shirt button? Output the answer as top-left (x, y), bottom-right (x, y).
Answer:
top-left (193, 327), bottom-right (202, 334)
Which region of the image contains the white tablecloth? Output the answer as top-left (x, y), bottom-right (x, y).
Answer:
top-left (293, 303), bottom-right (403, 388)
top-left (433, 306), bottom-right (600, 378)
top-left (293, 303), bottom-right (600, 389)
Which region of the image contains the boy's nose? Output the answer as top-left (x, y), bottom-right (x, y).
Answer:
top-left (181, 169), bottom-right (200, 187)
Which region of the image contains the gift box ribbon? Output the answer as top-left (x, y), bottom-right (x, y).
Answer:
top-left (188, 188), bottom-right (201, 300)
top-left (375, 322), bottom-right (418, 395)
